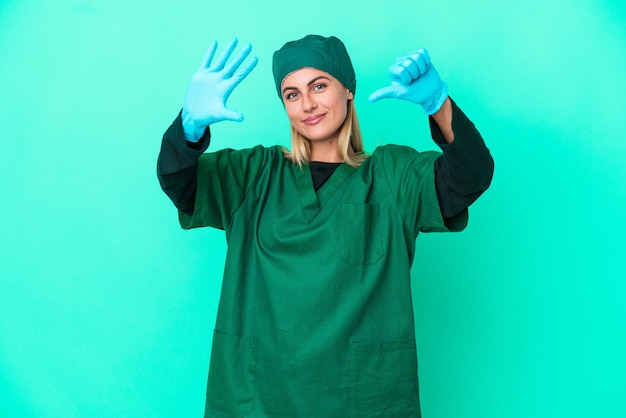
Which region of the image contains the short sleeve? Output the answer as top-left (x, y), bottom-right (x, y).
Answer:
top-left (379, 145), bottom-right (468, 237)
top-left (179, 145), bottom-right (269, 230)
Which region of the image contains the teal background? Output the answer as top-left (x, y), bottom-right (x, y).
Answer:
top-left (1, 0), bottom-right (625, 417)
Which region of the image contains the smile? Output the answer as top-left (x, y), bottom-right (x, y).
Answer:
top-left (303, 114), bottom-right (326, 125)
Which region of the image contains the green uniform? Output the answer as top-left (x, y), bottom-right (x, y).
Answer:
top-left (183, 143), bottom-right (464, 417)
top-left (158, 99), bottom-right (493, 417)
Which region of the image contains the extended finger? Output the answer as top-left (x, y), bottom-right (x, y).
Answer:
top-left (198, 40), bottom-right (218, 70)
top-left (223, 56), bottom-right (258, 97)
top-left (368, 86), bottom-right (397, 103)
top-left (211, 38), bottom-right (239, 71)
top-left (232, 55), bottom-right (258, 82)
top-left (223, 42), bottom-right (254, 78)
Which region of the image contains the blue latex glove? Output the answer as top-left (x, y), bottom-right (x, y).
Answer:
top-left (368, 48), bottom-right (448, 115)
top-left (182, 38), bottom-right (258, 142)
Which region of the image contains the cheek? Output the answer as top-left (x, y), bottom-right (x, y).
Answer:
top-left (284, 104), bottom-right (299, 125)
top-left (328, 92), bottom-right (348, 111)
top-left (332, 98), bottom-right (349, 121)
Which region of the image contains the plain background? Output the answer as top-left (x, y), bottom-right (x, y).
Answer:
top-left (1, 0), bottom-right (625, 417)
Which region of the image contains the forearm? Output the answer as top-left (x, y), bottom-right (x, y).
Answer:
top-left (431, 99), bottom-right (494, 218)
top-left (157, 112), bottom-right (211, 215)
top-left (430, 97), bottom-right (454, 144)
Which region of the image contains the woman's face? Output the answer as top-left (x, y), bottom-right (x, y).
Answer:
top-left (281, 68), bottom-right (354, 145)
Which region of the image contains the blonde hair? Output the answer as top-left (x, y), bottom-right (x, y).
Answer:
top-left (282, 100), bottom-right (369, 168)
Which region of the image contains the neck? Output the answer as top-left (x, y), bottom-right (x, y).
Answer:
top-left (310, 138), bottom-right (343, 163)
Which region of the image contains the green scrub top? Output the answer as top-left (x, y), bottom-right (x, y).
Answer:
top-left (180, 144), bottom-right (467, 418)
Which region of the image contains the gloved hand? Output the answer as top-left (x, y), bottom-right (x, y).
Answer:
top-left (368, 48), bottom-right (448, 115)
top-left (182, 38), bottom-right (258, 142)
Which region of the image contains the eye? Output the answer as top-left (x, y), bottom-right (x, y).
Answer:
top-left (285, 91), bottom-right (299, 100)
top-left (312, 83), bottom-right (327, 92)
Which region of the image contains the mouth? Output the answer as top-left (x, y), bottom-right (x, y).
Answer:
top-left (303, 114), bottom-right (326, 125)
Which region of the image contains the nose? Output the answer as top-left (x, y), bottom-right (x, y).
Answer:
top-left (301, 92), bottom-right (317, 112)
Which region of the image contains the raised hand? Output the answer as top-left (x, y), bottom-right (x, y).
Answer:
top-left (182, 38), bottom-right (258, 142)
top-left (368, 48), bottom-right (448, 115)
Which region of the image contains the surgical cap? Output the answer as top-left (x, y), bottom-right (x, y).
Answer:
top-left (272, 34), bottom-right (356, 99)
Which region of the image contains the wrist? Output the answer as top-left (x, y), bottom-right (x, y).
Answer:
top-left (181, 109), bottom-right (209, 143)
top-left (422, 82), bottom-right (449, 115)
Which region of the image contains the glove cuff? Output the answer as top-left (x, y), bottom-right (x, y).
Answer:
top-left (181, 109), bottom-right (209, 143)
top-left (423, 82), bottom-right (449, 115)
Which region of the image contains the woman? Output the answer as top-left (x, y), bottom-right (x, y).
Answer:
top-left (158, 34), bottom-right (493, 417)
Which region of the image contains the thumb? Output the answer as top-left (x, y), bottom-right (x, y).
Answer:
top-left (222, 108), bottom-right (244, 123)
top-left (368, 86), bottom-right (398, 103)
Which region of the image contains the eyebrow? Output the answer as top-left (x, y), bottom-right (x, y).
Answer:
top-left (282, 76), bottom-right (331, 95)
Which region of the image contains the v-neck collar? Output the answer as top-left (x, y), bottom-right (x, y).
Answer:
top-left (294, 162), bottom-right (356, 222)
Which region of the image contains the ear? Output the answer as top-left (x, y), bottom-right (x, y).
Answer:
top-left (347, 90), bottom-right (354, 100)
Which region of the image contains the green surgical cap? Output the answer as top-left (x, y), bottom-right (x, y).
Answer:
top-left (272, 34), bottom-right (356, 99)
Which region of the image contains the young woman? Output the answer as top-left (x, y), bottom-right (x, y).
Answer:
top-left (158, 34), bottom-right (493, 417)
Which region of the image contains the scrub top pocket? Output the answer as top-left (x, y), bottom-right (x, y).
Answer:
top-left (338, 203), bottom-right (384, 265)
top-left (205, 330), bottom-right (258, 417)
top-left (348, 338), bottom-right (420, 417)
